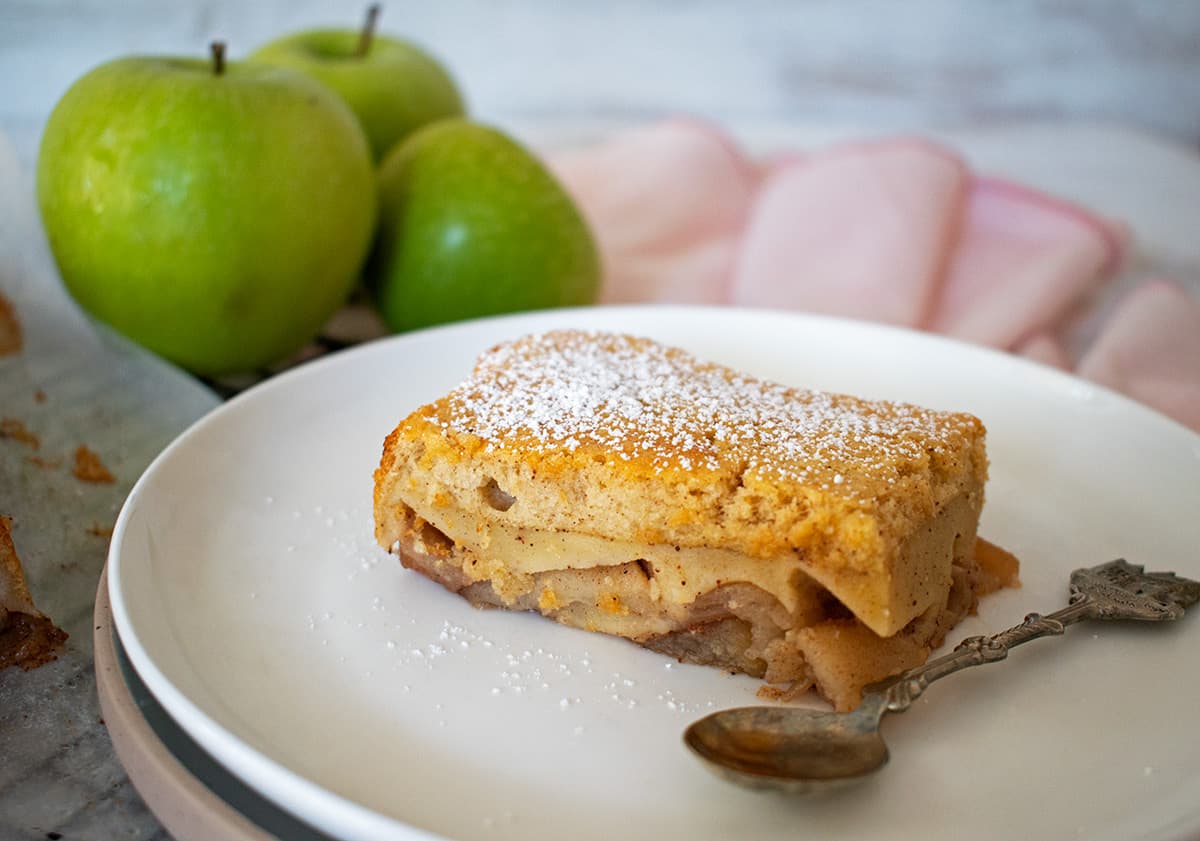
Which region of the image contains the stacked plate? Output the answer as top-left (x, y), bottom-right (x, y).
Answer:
top-left (101, 307), bottom-right (1200, 841)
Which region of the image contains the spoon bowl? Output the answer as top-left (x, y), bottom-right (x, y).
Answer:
top-left (684, 696), bottom-right (890, 793)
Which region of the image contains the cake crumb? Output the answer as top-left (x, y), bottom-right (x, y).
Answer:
top-left (26, 456), bottom-right (61, 470)
top-left (757, 679), bottom-right (815, 702)
top-left (73, 446), bottom-right (115, 484)
top-left (0, 292), bottom-right (20, 356)
top-left (0, 418), bottom-right (39, 450)
top-left (86, 523), bottom-right (114, 539)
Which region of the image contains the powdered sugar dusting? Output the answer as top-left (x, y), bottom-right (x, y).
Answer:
top-left (418, 331), bottom-right (979, 493)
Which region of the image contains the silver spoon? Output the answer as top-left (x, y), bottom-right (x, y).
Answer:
top-left (684, 559), bottom-right (1200, 793)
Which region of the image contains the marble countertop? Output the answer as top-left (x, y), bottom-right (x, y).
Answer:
top-left (0, 132), bottom-right (218, 840)
top-left (2, 3), bottom-right (1199, 839)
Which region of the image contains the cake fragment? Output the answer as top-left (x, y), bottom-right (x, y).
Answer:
top-left (72, 445), bottom-right (115, 484)
top-left (0, 292), bottom-right (20, 357)
top-left (1, 516), bottom-right (68, 671)
top-left (373, 330), bottom-right (1016, 710)
top-left (0, 418), bottom-right (40, 450)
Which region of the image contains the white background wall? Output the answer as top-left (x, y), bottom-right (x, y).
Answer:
top-left (3, 0), bottom-right (1199, 165)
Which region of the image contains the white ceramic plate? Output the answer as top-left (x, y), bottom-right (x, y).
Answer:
top-left (109, 306), bottom-right (1200, 841)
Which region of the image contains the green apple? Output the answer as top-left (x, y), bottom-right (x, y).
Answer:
top-left (368, 119), bottom-right (600, 333)
top-left (37, 44), bottom-right (377, 375)
top-left (249, 7), bottom-right (465, 162)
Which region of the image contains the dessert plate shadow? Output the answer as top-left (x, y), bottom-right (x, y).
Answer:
top-left (108, 306), bottom-right (1200, 841)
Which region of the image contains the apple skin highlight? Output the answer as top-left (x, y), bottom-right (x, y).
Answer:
top-left (36, 54), bottom-right (378, 375)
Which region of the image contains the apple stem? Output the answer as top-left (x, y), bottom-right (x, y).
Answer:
top-left (356, 4), bottom-right (381, 57)
top-left (211, 41), bottom-right (226, 76)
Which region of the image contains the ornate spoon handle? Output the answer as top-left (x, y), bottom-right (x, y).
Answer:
top-left (874, 597), bottom-right (1095, 713)
top-left (870, 558), bottom-right (1200, 714)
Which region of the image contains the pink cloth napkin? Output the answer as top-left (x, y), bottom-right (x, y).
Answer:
top-left (548, 119), bottom-right (1200, 432)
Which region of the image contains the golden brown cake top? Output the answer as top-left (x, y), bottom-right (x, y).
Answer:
top-left (413, 330), bottom-right (982, 502)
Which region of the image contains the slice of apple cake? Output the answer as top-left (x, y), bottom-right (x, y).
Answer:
top-left (373, 330), bottom-right (1018, 711)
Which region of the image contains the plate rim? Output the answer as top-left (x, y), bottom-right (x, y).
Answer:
top-left (94, 563), bottom-right (288, 841)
